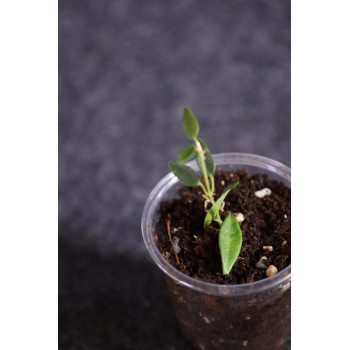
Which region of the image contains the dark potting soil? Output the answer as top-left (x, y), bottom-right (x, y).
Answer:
top-left (156, 168), bottom-right (291, 284)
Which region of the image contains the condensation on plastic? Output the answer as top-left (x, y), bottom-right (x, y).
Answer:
top-left (141, 153), bottom-right (291, 350)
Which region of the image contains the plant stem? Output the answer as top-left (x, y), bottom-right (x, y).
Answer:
top-left (216, 216), bottom-right (223, 226)
top-left (194, 139), bottom-right (223, 227)
top-left (209, 174), bottom-right (215, 194)
top-left (199, 183), bottom-right (208, 196)
top-left (200, 156), bottom-right (212, 196)
top-left (194, 139), bottom-right (211, 194)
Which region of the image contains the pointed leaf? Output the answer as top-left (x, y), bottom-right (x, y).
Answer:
top-left (177, 144), bottom-right (196, 163)
top-left (196, 149), bottom-right (215, 176)
top-left (198, 138), bottom-right (207, 150)
top-left (169, 161), bottom-right (200, 186)
top-left (204, 182), bottom-right (239, 228)
top-left (219, 213), bottom-right (242, 275)
top-left (182, 107), bottom-right (199, 139)
top-left (205, 150), bottom-right (215, 175)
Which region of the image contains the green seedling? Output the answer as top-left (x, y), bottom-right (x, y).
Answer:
top-left (169, 107), bottom-right (242, 275)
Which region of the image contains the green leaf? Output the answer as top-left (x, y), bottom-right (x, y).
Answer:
top-left (196, 149), bottom-right (215, 176)
top-left (169, 161), bottom-right (201, 186)
top-left (195, 139), bottom-right (215, 175)
top-left (198, 138), bottom-right (207, 150)
top-left (177, 144), bottom-right (196, 163)
top-left (219, 213), bottom-right (242, 275)
top-left (182, 107), bottom-right (199, 139)
top-left (204, 182), bottom-right (239, 228)
top-left (205, 151), bottom-right (215, 175)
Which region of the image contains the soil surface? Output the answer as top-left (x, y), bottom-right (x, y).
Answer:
top-left (156, 168), bottom-right (291, 284)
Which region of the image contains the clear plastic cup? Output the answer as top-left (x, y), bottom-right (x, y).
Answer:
top-left (141, 153), bottom-right (291, 350)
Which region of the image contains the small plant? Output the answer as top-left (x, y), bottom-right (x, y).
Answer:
top-left (169, 107), bottom-right (242, 275)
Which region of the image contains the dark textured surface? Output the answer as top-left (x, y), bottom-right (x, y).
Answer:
top-left (59, 0), bottom-right (290, 349)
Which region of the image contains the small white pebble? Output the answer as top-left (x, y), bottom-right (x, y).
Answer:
top-left (280, 280), bottom-right (291, 293)
top-left (245, 315), bottom-right (251, 320)
top-left (263, 245), bottom-right (273, 252)
top-left (243, 340), bottom-right (248, 347)
top-left (172, 237), bottom-right (181, 254)
top-left (282, 240), bottom-right (287, 246)
top-left (284, 214), bottom-right (288, 219)
top-left (230, 173), bottom-right (234, 178)
top-left (234, 213), bottom-right (245, 224)
top-left (220, 180), bottom-right (225, 185)
top-left (254, 187), bottom-right (272, 198)
top-left (203, 316), bottom-right (211, 324)
top-left (193, 235), bottom-right (197, 239)
top-left (266, 265), bottom-right (278, 277)
top-left (256, 256), bottom-right (268, 269)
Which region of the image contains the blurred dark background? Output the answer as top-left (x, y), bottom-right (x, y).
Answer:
top-left (59, 0), bottom-right (290, 349)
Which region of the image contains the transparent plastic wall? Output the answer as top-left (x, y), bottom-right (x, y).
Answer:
top-left (142, 153), bottom-right (291, 350)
